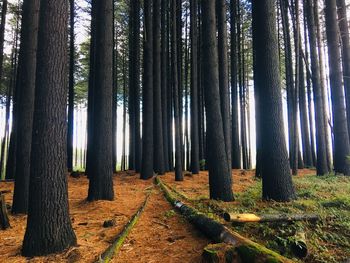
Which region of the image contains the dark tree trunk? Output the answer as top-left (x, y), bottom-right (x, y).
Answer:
top-left (11, 0), bottom-right (40, 214)
top-left (303, 13), bottom-right (317, 166)
top-left (161, 0), bottom-right (170, 172)
top-left (324, 0), bottom-right (350, 175)
top-left (112, 0), bottom-right (117, 173)
top-left (230, 0), bottom-right (241, 169)
top-left (85, 1), bottom-right (97, 176)
top-left (141, 0), bottom-right (154, 180)
top-left (337, 0), bottom-right (350, 140)
top-left (21, 0), bottom-right (77, 255)
top-left (201, 0), bottom-right (233, 202)
top-left (0, 0), bottom-right (8, 178)
top-left (5, 6), bottom-right (20, 181)
top-left (280, 0), bottom-right (298, 175)
top-left (305, 0), bottom-right (329, 175)
top-left (67, 0), bottom-right (75, 173)
top-left (176, 0), bottom-right (184, 171)
top-left (167, 5), bottom-right (174, 170)
top-left (190, 0), bottom-right (199, 175)
top-left (153, 0), bottom-right (165, 175)
top-left (87, 0), bottom-right (115, 200)
top-left (128, 0), bottom-right (141, 172)
top-left (121, 53), bottom-right (127, 171)
top-left (314, 0), bottom-right (332, 171)
top-left (299, 50), bottom-right (313, 168)
top-left (0, 0), bottom-right (7, 85)
top-left (252, 0), bottom-right (296, 201)
top-left (171, 0), bottom-right (183, 181)
top-left (216, 0), bottom-right (232, 170)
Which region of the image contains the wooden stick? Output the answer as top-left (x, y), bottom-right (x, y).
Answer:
top-left (223, 212), bottom-right (319, 223)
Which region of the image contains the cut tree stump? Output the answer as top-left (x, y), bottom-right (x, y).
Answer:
top-left (96, 190), bottom-right (152, 263)
top-left (223, 212), bottom-right (319, 223)
top-left (0, 193), bottom-right (10, 230)
top-left (156, 177), bottom-right (293, 263)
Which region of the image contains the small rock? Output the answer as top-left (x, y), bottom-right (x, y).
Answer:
top-left (103, 219), bottom-right (116, 228)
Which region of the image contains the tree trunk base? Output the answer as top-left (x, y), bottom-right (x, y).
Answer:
top-left (0, 194), bottom-right (10, 230)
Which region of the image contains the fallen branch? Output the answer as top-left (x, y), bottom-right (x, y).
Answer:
top-left (96, 191), bottom-right (152, 263)
top-left (156, 177), bottom-right (293, 263)
top-left (0, 193), bottom-right (10, 230)
top-left (224, 212), bottom-right (319, 223)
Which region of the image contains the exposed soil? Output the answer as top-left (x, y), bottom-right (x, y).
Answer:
top-left (115, 189), bottom-right (209, 263)
top-left (0, 173), bottom-right (151, 263)
top-left (0, 169), bottom-right (322, 263)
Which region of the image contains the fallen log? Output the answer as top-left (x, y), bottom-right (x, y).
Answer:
top-left (0, 193), bottom-right (10, 230)
top-left (223, 212), bottom-right (319, 223)
top-left (96, 191), bottom-right (152, 263)
top-left (156, 177), bottom-right (293, 263)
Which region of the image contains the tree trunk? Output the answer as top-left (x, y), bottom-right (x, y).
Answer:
top-left (67, 0), bottom-right (75, 173)
top-left (171, 0), bottom-right (183, 181)
top-left (230, 0), bottom-right (241, 169)
top-left (337, 0), bottom-right (350, 140)
top-left (216, 0), bottom-right (232, 171)
top-left (190, 0), bottom-right (200, 175)
top-left (11, 0), bottom-right (40, 214)
top-left (324, 0), bottom-right (350, 175)
top-left (87, 0), bottom-right (115, 200)
top-left (252, 0), bottom-right (296, 201)
top-left (5, 6), bottom-right (20, 181)
top-left (21, 0), bottom-right (77, 255)
top-left (314, 0), bottom-right (332, 171)
top-left (153, 0), bottom-right (165, 175)
top-left (161, 0), bottom-right (170, 172)
top-left (299, 50), bottom-right (313, 168)
top-left (201, 0), bottom-right (233, 202)
top-left (305, 0), bottom-right (329, 175)
top-left (141, 0), bottom-right (154, 180)
top-left (128, 0), bottom-right (141, 173)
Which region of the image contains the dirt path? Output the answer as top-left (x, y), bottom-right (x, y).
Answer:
top-left (115, 188), bottom-right (210, 263)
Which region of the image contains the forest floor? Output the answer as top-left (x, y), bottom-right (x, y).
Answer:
top-left (0, 169), bottom-right (349, 263)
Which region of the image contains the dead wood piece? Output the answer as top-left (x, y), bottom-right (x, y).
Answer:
top-left (96, 191), bottom-right (152, 263)
top-left (223, 212), bottom-right (320, 223)
top-left (156, 177), bottom-right (293, 263)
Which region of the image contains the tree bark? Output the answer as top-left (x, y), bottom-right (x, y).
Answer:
top-left (324, 0), bottom-right (350, 175)
top-left (337, 0), bottom-right (350, 140)
top-left (201, 0), bottom-right (233, 202)
top-left (153, 0), bottom-right (165, 175)
top-left (11, 0), bottom-right (40, 214)
top-left (128, 0), bottom-right (141, 173)
top-left (87, 0), bottom-right (115, 200)
top-left (305, 0), bottom-right (329, 175)
top-left (67, 0), bottom-right (75, 173)
top-left (252, 0), bottom-right (296, 201)
top-left (216, 0), bottom-right (232, 170)
top-left (171, 0), bottom-right (183, 181)
top-left (22, 0), bottom-right (76, 255)
top-left (190, 0), bottom-right (199, 175)
top-left (230, 0), bottom-right (241, 169)
top-left (141, 0), bottom-right (154, 180)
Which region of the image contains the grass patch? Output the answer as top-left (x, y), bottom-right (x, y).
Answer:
top-left (222, 174), bottom-right (350, 263)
